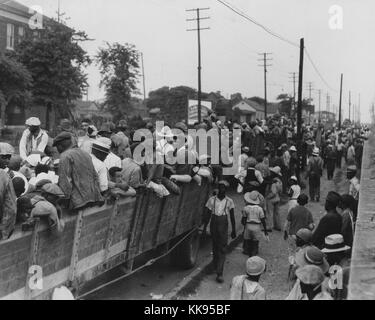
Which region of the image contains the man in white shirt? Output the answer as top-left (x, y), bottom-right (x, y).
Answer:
top-left (96, 137), bottom-right (122, 170)
top-left (91, 141), bottom-right (110, 193)
top-left (19, 117), bottom-right (49, 160)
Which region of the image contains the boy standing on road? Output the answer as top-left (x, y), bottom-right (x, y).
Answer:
top-left (242, 191), bottom-right (269, 257)
top-left (204, 180), bottom-right (236, 284)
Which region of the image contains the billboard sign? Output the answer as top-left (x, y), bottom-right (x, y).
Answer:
top-left (188, 100), bottom-right (213, 125)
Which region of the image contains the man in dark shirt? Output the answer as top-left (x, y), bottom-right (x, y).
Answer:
top-left (312, 191), bottom-right (342, 249)
top-left (284, 194), bottom-right (314, 239)
top-left (53, 132), bottom-right (104, 211)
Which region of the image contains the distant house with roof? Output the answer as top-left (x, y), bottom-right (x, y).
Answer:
top-left (73, 100), bottom-right (113, 121)
top-left (232, 99), bottom-right (280, 122)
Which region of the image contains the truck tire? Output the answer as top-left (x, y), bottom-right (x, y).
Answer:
top-left (171, 229), bottom-right (200, 270)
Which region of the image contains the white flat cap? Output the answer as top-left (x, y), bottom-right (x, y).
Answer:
top-left (26, 117), bottom-right (41, 126)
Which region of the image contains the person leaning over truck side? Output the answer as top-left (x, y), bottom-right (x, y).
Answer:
top-left (0, 144), bottom-right (17, 240)
top-left (53, 132), bottom-right (104, 211)
top-left (203, 180), bottom-right (236, 284)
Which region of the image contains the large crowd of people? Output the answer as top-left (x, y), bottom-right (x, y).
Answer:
top-left (0, 112), bottom-right (370, 300)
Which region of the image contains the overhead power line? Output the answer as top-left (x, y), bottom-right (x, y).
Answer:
top-left (215, 0), bottom-right (337, 93)
top-left (216, 0), bottom-right (299, 47)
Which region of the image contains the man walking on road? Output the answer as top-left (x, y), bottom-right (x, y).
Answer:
top-left (306, 147), bottom-right (323, 202)
top-left (204, 180), bottom-right (236, 284)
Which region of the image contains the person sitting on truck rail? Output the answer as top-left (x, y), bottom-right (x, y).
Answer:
top-left (108, 167), bottom-right (136, 198)
top-left (53, 132), bottom-right (104, 211)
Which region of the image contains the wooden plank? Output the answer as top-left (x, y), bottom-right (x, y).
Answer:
top-left (103, 201), bottom-right (119, 262)
top-left (68, 210), bottom-right (84, 288)
top-left (24, 219), bottom-right (40, 300)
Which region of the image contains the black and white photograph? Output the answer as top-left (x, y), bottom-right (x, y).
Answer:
top-left (0, 0), bottom-right (374, 305)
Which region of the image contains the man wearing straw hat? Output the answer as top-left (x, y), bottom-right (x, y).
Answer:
top-left (204, 180), bottom-right (236, 284)
top-left (321, 234), bottom-right (351, 300)
top-left (242, 191), bottom-right (269, 257)
top-left (230, 256), bottom-right (267, 300)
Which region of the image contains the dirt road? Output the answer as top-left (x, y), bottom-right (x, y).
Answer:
top-left (85, 166), bottom-right (349, 300)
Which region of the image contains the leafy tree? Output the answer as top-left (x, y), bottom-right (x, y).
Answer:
top-left (13, 19), bottom-right (91, 129)
top-left (248, 96), bottom-right (266, 106)
top-left (0, 54), bottom-right (32, 128)
top-left (146, 86), bottom-right (198, 124)
top-left (96, 43), bottom-right (140, 119)
top-left (277, 94), bottom-right (293, 116)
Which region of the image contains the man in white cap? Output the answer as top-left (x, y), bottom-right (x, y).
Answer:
top-left (305, 147), bottom-right (323, 202)
top-left (230, 256), bottom-right (267, 300)
top-left (97, 137), bottom-right (122, 170)
top-left (19, 117), bottom-right (49, 160)
top-left (91, 140), bottom-right (111, 193)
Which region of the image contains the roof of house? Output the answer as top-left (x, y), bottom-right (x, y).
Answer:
top-left (0, 0), bottom-right (31, 17)
top-left (244, 99), bottom-right (280, 114)
top-left (233, 101), bottom-right (256, 114)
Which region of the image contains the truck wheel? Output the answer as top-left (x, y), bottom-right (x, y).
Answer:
top-left (171, 229), bottom-right (200, 269)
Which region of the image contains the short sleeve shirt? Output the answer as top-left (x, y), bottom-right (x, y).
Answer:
top-left (206, 196), bottom-right (235, 216)
top-left (242, 205), bottom-right (265, 223)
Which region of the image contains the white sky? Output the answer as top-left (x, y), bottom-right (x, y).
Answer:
top-left (19, 0), bottom-right (375, 121)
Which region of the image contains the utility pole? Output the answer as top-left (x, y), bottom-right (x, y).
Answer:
top-left (296, 38), bottom-right (304, 180)
top-left (358, 94), bottom-right (361, 124)
top-left (289, 72), bottom-right (297, 114)
top-left (349, 91), bottom-right (351, 122)
top-left (326, 93), bottom-right (331, 113)
top-left (258, 53), bottom-right (273, 119)
top-left (318, 89), bottom-right (322, 123)
top-left (338, 74), bottom-right (343, 130)
top-left (306, 82), bottom-right (314, 102)
top-left (140, 52), bottom-right (147, 102)
top-left (186, 8), bottom-right (210, 124)
top-left (56, 0), bottom-right (66, 23)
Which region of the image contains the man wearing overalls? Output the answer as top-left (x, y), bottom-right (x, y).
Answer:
top-left (204, 180), bottom-right (236, 283)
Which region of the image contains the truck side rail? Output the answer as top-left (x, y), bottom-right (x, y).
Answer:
top-left (0, 181), bottom-right (210, 300)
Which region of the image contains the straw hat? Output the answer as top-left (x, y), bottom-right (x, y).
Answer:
top-left (295, 246), bottom-right (329, 274)
top-left (246, 256), bottom-right (266, 276)
top-left (321, 234), bottom-right (351, 253)
top-left (270, 166), bottom-right (282, 176)
top-left (244, 191), bottom-right (260, 205)
top-left (92, 141), bottom-right (110, 154)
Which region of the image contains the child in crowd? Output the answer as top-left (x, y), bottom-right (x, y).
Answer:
top-left (230, 256), bottom-right (267, 300)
